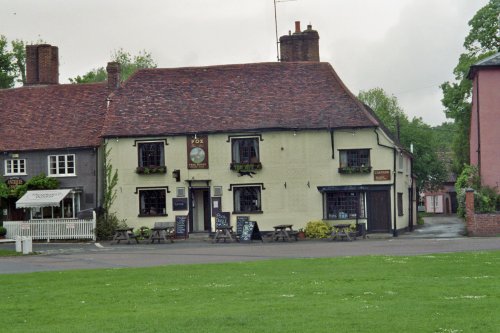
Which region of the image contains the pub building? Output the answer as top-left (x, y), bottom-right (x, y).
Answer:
top-left (101, 22), bottom-right (416, 236)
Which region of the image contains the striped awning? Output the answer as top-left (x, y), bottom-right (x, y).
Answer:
top-left (16, 189), bottom-right (71, 208)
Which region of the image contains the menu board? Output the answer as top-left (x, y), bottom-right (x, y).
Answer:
top-left (175, 215), bottom-right (188, 238)
top-left (236, 216), bottom-right (250, 235)
top-left (239, 221), bottom-right (263, 242)
top-left (215, 212), bottom-right (230, 228)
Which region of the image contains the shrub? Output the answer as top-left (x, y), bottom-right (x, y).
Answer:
top-left (95, 213), bottom-right (127, 241)
top-left (304, 220), bottom-right (331, 238)
top-left (0, 226), bottom-right (7, 237)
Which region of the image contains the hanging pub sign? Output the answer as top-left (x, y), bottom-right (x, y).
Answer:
top-left (374, 170), bottom-right (391, 181)
top-left (187, 135), bottom-right (209, 169)
top-left (5, 177), bottom-right (25, 189)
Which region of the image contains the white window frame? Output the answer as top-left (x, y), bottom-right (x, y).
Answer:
top-left (48, 154), bottom-right (76, 177)
top-left (4, 159), bottom-right (27, 176)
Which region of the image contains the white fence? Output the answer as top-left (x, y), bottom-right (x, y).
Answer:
top-left (4, 215), bottom-right (96, 241)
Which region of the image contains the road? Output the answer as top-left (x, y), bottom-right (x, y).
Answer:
top-left (0, 215), bottom-right (498, 274)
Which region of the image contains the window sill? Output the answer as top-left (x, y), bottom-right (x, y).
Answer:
top-left (338, 166), bottom-right (372, 174)
top-left (232, 211), bottom-right (263, 214)
top-left (48, 174), bottom-right (77, 178)
top-left (138, 213), bottom-right (168, 218)
top-left (3, 173), bottom-right (27, 177)
top-left (230, 162), bottom-right (262, 172)
top-left (136, 166), bottom-right (167, 174)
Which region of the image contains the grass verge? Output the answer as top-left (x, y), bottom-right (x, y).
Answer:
top-left (1, 251), bottom-right (499, 332)
top-left (0, 249), bottom-right (22, 257)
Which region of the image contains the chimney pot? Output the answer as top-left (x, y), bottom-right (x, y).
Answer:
top-left (295, 21), bottom-right (301, 33)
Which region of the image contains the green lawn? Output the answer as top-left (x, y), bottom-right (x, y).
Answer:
top-left (1, 251), bottom-right (499, 333)
top-left (0, 249), bottom-right (22, 256)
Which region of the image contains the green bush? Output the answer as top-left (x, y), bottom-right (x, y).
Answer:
top-left (455, 165), bottom-right (499, 217)
top-left (0, 226), bottom-right (7, 237)
top-left (304, 220), bottom-right (332, 238)
top-left (134, 226), bottom-right (151, 240)
top-left (95, 213), bottom-right (127, 241)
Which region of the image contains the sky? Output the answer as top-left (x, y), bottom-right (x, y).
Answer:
top-left (0, 0), bottom-right (489, 126)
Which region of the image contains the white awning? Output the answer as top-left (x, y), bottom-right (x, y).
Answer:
top-left (16, 189), bottom-right (72, 209)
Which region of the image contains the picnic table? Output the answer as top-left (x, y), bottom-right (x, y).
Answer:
top-left (272, 224), bottom-right (297, 242)
top-left (213, 226), bottom-right (237, 243)
top-left (112, 228), bottom-right (139, 244)
top-left (150, 226), bottom-right (175, 243)
top-left (329, 224), bottom-right (356, 241)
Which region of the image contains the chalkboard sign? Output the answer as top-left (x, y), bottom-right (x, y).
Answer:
top-left (172, 198), bottom-right (188, 211)
top-left (239, 221), bottom-right (263, 242)
top-left (215, 212), bottom-right (230, 228)
top-left (175, 215), bottom-right (188, 239)
top-left (236, 216), bottom-right (250, 235)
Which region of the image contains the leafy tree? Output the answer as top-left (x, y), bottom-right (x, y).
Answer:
top-left (358, 88), bottom-right (448, 191)
top-left (95, 144), bottom-right (125, 240)
top-left (440, 0), bottom-right (500, 175)
top-left (69, 48), bottom-right (157, 84)
top-left (0, 36), bottom-right (27, 88)
top-left (0, 36), bottom-right (17, 88)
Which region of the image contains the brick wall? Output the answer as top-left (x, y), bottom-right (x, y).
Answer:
top-left (279, 22), bottom-right (320, 62)
top-left (465, 189), bottom-right (500, 236)
top-left (25, 44), bottom-right (59, 85)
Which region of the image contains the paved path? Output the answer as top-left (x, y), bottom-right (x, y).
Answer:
top-left (0, 216), bottom-right (498, 274)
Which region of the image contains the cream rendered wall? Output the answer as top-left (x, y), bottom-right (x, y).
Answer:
top-left (106, 127), bottom-right (407, 231)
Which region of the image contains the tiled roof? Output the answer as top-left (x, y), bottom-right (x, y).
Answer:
top-left (102, 62), bottom-right (380, 137)
top-left (468, 52), bottom-right (500, 79)
top-left (0, 83), bottom-right (109, 151)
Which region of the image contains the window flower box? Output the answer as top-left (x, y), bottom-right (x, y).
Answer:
top-left (135, 166), bottom-right (167, 174)
top-left (338, 166), bottom-right (372, 174)
top-left (230, 162), bottom-right (262, 173)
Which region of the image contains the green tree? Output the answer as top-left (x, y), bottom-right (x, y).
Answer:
top-left (0, 35), bottom-right (17, 88)
top-left (69, 48), bottom-right (157, 84)
top-left (358, 88), bottom-right (448, 191)
top-left (95, 144), bottom-right (125, 240)
top-left (0, 36), bottom-right (27, 88)
top-left (440, 0), bottom-right (500, 175)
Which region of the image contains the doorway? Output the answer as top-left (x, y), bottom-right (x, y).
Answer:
top-left (367, 190), bottom-right (391, 232)
top-left (189, 188), bottom-right (211, 233)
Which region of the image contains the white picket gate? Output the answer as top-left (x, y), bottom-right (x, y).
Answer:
top-left (4, 212), bottom-right (96, 241)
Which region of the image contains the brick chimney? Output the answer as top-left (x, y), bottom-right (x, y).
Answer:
top-left (25, 44), bottom-right (59, 85)
top-left (279, 21), bottom-right (320, 62)
top-left (106, 62), bottom-right (121, 90)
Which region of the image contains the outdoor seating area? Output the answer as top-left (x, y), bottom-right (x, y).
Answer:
top-left (112, 222), bottom-right (176, 244)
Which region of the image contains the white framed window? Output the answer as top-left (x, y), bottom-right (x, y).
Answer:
top-left (5, 159), bottom-right (26, 175)
top-left (48, 154), bottom-right (75, 176)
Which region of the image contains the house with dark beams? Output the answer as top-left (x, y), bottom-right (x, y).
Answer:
top-left (0, 44), bottom-right (119, 221)
top-left (101, 22), bottom-right (416, 235)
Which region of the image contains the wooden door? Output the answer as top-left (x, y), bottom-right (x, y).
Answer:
top-left (367, 191), bottom-right (391, 232)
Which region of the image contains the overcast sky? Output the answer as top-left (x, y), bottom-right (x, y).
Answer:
top-left (0, 0), bottom-right (489, 126)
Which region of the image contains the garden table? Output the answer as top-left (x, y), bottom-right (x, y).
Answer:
top-left (213, 226), bottom-right (237, 243)
top-left (112, 228), bottom-right (139, 244)
top-left (330, 224), bottom-right (356, 241)
top-left (149, 226), bottom-right (175, 243)
top-left (272, 224), bottom-right (297, 241)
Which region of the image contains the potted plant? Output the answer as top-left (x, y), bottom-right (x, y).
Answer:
top-left (297, 228), bottom-right (306, 239)
top-left (0, 226), bottom-right (7, 239)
